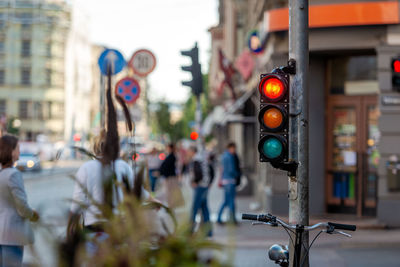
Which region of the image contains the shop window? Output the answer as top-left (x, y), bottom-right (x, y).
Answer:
top-left (21, 68), bottom-right (30, 85)
top-left (329, 56), bottom-right (377, 95)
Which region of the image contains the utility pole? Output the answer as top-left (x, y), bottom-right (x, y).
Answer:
top-left (288, 0), bottom-right (309, 266)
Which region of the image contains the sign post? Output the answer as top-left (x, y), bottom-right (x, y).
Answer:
top-left (97, 48), bottom-right (126, 127)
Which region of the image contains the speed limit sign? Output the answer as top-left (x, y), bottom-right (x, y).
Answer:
top-left (128, 49), bottom-right (156, 77)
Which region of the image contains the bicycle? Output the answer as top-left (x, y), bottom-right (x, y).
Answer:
top-left (242, 213), bottom-right (356, 267)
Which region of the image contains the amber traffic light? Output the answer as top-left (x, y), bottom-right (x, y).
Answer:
top-left (258, 72), bottom-right (289, 163)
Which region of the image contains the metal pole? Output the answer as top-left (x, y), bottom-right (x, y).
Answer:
top-left (288, 0), bottom-right (309, 266)
top-left (100, 74), bottom-right (105, 128)
top-left (195, 95), bottom-right (203, 152)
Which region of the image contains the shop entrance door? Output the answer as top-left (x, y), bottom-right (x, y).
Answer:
top-left (326, 95), bottom-right (379, 216)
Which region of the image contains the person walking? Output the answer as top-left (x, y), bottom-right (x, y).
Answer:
top-left (146, 148), bottom-right (161, 193)
top-left (217, 142), bottom-right (240, 225)
top-left (159, 143), bottom-right (184, 209)
top-left (187, 147), bottom-right (214, 236)
top-left (0, 135), bottom-right (40, 267)
top-left (70, 130), bottom-right (150, 233)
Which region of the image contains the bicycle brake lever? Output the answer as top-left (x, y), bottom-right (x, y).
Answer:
top-left (336, 230), bottom-right (352, 238)
top-left (252, 222), bottom-right (277, 227)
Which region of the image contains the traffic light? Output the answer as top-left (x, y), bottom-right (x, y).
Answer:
top-left (392, 57), bottom-right (400, 92)
top-left (181, 43), bottom-right (203, 97)
top-left (258, 70), bottom-right (289, 165)
top-left (190, 131), bottom-right (199, 140)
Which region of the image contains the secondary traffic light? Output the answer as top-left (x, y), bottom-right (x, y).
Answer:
top-left (258, 71), bottom-right (289, 164)
top-left (181, 43), bottom-right (203, 97)
top-left (392, 57), bottom-right (400, 92)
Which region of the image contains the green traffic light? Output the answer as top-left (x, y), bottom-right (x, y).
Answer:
top-left (262, 137), bottom-right (283, 159)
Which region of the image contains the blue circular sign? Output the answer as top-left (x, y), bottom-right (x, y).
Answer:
top-left (248, 30), bottom-right (263, 54)
top-left (98, 49), bottom-right (126, 75)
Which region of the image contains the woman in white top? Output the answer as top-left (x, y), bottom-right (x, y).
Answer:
top-left (0, 135), bottom-right (39, 267)
top-left (70, 131), bottom-right (149, 231)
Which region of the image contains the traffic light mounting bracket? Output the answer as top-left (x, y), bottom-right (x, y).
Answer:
top-left (273, 59), bottom-right (296, 75)
top-left (271, 161), bottom-right (298, 177)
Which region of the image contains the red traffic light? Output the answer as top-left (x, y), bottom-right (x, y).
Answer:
top-left (132, 153), bottom-right (140, 161)
top-left (73, 133), bottom-right (81, 142)
top-left (190, 131), bottom-right (199, 140)
top-left (393, 60), bottom-right (400, 73)
top-left (159, 153), bottom-right (166, 161)
top-left (259, 75), bottom-right (288, 102)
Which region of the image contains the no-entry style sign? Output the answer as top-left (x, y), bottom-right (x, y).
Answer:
top-left (115, 77), bottom-right (141, 105)
top-left (128, 49), bottom-right (156, 77)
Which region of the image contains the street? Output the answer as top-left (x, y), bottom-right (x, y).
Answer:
top-left (21, 161), bottom-right (400, 267)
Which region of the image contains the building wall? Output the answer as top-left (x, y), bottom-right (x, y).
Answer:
top-left (376, 45), bottom-right (400, 226)
top-left (0, 0), bottom-right (70, 141)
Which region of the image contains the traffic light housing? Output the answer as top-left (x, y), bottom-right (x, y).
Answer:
top-left (258, 71), bottom-right (289, 165)
top-left (181, 43), bottom-right (203, 97)
top-left (392, 57), bottom-right (400, 92)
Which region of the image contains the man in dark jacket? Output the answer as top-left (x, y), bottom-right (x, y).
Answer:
top-left (159, 143), bottom-right (183, 208)
top-left (187, 146), bottom-right (214, 236)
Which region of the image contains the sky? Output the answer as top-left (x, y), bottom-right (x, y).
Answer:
top-left (77, 0), bottom-right (219, 104)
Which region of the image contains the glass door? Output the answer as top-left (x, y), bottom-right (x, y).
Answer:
top-left (326, 96), bottom-right (378, 216)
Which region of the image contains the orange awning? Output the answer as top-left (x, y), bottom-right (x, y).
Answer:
top-left (265, 1), bottom-right (400, 32)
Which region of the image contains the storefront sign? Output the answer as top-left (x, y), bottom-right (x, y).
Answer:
top-left (382, 95), bottom-right (400, 105)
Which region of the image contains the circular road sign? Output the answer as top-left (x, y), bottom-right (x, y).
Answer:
top-left (247, 30), bottom-right (263, 54)
top-left (115, 77), bottom-right (141, 105)
top-left (98, 48), bottom-right (126, 75)
top-left (128, 49), bottom-right (157, 77)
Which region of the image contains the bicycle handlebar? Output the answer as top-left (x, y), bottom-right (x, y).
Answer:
top-left (242, 213), bottom-right (356, 232)
top-left (327, 222), bottom-right (356, 231)
top-left (242, 213), bottom-right (258, 221)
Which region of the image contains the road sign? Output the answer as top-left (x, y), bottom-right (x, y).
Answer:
top-left (128, 49), bottom-right (156, 77)
top-left (248, 30), bottom-right (263, 54)
top-left (98, 49), bottom-right (126, 75)
top-left (115, 77), bottom-right (141, 105)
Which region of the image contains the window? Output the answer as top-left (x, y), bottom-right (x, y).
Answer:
top-left (0, 70), bottom-right (4, 85)
top-left (46, 42), bottom-right (51, 57)
top-left (0, 99), bottom-right (6, 115)
top-left (44, 101), bottom-right (52, 119)
top-left (21, 40), bottom-right (30, 57)
top-left (33, 101), bottom-right (43, 119)
top-left (45, 68), bottom-right (51, 85)
top-left (0, 41), bottom-right (4, 53)
top-left (21, 68), bottom-right (30, 85)
top-left (19, 100), bottom-right (29, 119)
top-left (329, 55), bottom-right (377, 95)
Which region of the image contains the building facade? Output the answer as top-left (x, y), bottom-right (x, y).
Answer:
top-left (0, 0), bottom-right (70, 141)
top-left (208, 0), bottom-right (400, 226)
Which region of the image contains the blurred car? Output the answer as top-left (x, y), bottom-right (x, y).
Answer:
top-left (15, 153), bottom-right (42, 172)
